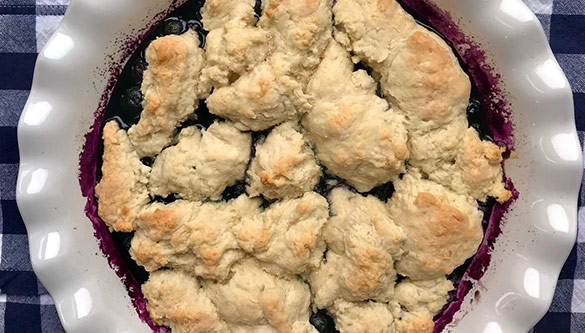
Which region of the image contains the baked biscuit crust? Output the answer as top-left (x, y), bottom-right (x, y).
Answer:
top-left (149, 121), bottom-right (251, 201)
top-left (95, 121), bottom-right (150, 232)
top-left (201, 0), bottom-right (271, 88)
top-left (131, 196), bottom-right (261, 280)
top-left (203, 259), bottom-right (314, 332)
top-left (333, 0), bottom-right (510, 202)
top-left (247, 122), bottom-right (321, 199)
top-left (142, 270), bottom-right (228, 333)
top-left (389, 170), bottom-right (483, 280)
top-left (329, 300), bottom-right (395, 333)
top-left (310, 188), bottom-right (405, 308)
top-left (98, 0), bottom-right (515, 331)
top-left (304, 41), bottom-right (409, 192)
top-left (233, 192), bottom-right (329, 275)
top-left (128, 30), bottom-right (207, 157)
top-left (205, 0), bottom-right (333, 131)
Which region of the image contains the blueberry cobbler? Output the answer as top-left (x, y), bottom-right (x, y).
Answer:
top-left (92, 0), bottom-right (513, 332)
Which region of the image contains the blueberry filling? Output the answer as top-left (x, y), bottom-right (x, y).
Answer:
top-left (120, 86), bottom-right (143, 114)
top-left (130, 57), bottom-right (148, 83)
top-left (110, 231), bottom-right (150, 284)
top-left (98, 0), bottom-right (501, 331)
top-left (160, 17), bottom-right (187, 36)
top-left (254, 0), bottom-right (263, 22)
top-left (310, 310), bottom-right (338, 333)
top-left (368, 181), bottom-right (396, 203)
top-left (221, 181), bottom-right (247, 201)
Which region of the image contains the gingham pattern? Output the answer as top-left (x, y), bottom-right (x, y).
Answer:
top-left (0, 0), bottom-right (582, 331)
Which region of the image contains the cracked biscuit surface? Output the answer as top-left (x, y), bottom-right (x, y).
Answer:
top-left (131, 195), bottom-right (261, 280)
top-left (388, 170), bottom-right (483, 280)
top-left (97, 0), bottom-right (515, 331)
top-left (201, 0), bottom-right (271, 88)
top-left (204, 259), bottom-right (316, 332)
top-left (334, 0), bottom-right (470, 128)
top-left (247, 121), bottom-right (321, 199)
top-left (329, 300), bottom-right (396, 333)
top-left (303, 41), bottom-right (409, 192)
top-left (310, 188), bottom-right (405, 308)
top-left (95, 121), bottom-right (150, 232)
top-left (206, 0), bottom-right (333, 131)
top-left (149, 121), bottom-right (251, 201)
top-left (233, 192), bottom-right (329, 275)
top-left (142, 270), bottom-right (229, 333)
top-left (128, 30), bottom-right (207, 157)
top-left (390, 277), bottom-right (453, 333)
top-left (428, 128), bottom-right (512, 202)
top-left (333, 0), bottom-right (509, 202)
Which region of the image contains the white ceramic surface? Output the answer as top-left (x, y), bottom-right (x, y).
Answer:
top-left (16, 0), bottom-right (581, 332)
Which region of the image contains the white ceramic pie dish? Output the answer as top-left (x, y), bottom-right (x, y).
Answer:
top-left (16, 0), bottom-right (581, 332)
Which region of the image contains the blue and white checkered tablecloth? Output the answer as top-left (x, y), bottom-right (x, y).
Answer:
top-left (0, 0), bottom-right (583, 332)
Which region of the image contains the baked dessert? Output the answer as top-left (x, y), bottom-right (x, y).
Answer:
top-left (95, 0), bottom-right (513, 332)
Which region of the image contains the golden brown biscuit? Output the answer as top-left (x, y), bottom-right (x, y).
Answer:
top-left (259, 0), bottom-right (333, 74)
top-left (394, 312), bottom-right (434, 333)
top-left (333, 0), bottom-right (510, 203)
top-left (390, 277), bottom-right (453, 333)
top-left (95, 121), bottom-right (150, 232)
top-left (429, 128), bottom-right (512, 202)
top-left (206, 0), bottom-right (333, 131)
top-left (131, 195), bottom-right (261, 280)
top-left (329, 300), bottom-right (395, 333)
top-left (393, 277), bottom-right (453, 314)
top-left (204, 259), bottom-right (314, 332)
top-left (303, 41), bottom-right (409, 192)
top-left (333, 0), bottom-right (417, 63)
top-left (149, 121), bottom-right (251, 201)
top-left (201, 0), bottom-right (257, 30)
top-left (247, 122), bottom-right (321, 199)
top-left (232, 192), bottom-right (329, 275)
top-left (388, 170), bottom-right (483, 280)
top-left (310, 188), bottom-right (405, 308)
top-left (202, 0), bottom-right (271, 88)
top-left (206, 63), bottom-right (303, 131)
top-left (128, 31), bottom-right (207, 157)
top-left (334, 0), bottom-right (470, 127)
top-left (142, 270), bottom-right (228, 333)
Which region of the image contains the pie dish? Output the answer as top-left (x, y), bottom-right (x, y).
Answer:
top-left (17, 0), bottom-right (581, 332)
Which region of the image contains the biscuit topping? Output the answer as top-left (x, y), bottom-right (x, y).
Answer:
top-left (95, 0), bottom-right (513, 332)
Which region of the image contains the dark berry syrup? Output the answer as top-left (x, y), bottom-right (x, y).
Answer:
top-left (79, 0), bottom-right (517, 332)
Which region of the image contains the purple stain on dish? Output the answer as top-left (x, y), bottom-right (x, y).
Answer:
top-left (78, 0), bottom-right (518, 332)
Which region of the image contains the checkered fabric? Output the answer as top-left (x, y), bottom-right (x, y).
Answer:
top-left (0, 0), bottom-right (582, 332)
top-left (0, 0), bottom-right (70, 331)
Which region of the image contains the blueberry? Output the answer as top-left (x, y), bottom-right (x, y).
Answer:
top-left (130, 57), bottom-right (148, 83)
top-left (194, 99), bottom-right (216, 127)
top-left (368, 181), bottom-right (395, 202)
top-left (153, 194), bottom-right (178, 204)
top-left (186, 19), bottom-right (203, 32)
top-left (254, 0), bottom-right (262, 21)
top-left (466, 97), bottom-right (492, 141)
top-left (140, 156), bottom-right (155, 167)
top-left (187, 20), bottom-right (207, 47)
top-left (122, 233), bottom-right (133, 251)
top-left (466, 98), bottom-right (482, 117)
top-left (310, 310), bottom-right (337, 333)
top-left (222, 181), bottom-right (247, 201)
top-left (121, 86), bottom-right (143, 114)
top-left (162, 17), bottom-right (186, 36)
